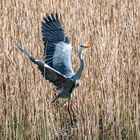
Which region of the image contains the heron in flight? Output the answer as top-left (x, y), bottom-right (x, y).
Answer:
top-left (15, 13), bottom-right (90, 126)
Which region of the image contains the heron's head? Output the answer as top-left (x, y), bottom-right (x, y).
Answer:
top-left (80, 44), bottom-right (91, 52)
top-left (78, 44), bottom-right (91, 58)
top-left (80, 44), bottom-right (90, 48)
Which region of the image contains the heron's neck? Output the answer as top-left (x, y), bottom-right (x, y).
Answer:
top-left (73, 48), bottom-right (84, 80)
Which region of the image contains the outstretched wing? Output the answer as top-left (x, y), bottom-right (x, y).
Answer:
top-left (14, 44), bottom-right (73, 89)
top-left (41, 13), bottom-right (74, 78)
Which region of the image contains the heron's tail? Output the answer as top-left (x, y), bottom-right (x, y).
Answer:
top-left (14, 44), bottom-right (43, 66)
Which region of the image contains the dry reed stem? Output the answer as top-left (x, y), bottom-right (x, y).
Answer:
top-left (0, 0), bottom-right (140, 139)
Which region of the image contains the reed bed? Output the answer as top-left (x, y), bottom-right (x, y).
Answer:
top-left (0, 0), bottom-right (139, 139)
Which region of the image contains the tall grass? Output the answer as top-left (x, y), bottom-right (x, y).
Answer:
top-left (0, 0), bottom-right (139, 139)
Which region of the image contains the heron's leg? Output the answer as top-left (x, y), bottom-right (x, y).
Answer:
top-left (70, 100), bottom-right (77, 122)
top-left (68, 99), bottom-right (73, 125)
top-left (70, 100), bottom-right (77, 128)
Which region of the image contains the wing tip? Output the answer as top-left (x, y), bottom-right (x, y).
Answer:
top-left (42, 13), bottom-right (60, 23)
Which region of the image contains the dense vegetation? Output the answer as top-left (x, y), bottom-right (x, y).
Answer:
top-left (0, 0), bottom-right (139, 139)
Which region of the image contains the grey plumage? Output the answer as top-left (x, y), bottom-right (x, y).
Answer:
top-left (15, 13), bottom-right (90, 126)
top-left (41, 14), bottom-right (73, 78)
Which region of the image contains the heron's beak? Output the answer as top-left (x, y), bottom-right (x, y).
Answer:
top-left (83, 45), bottom-right (91, 48)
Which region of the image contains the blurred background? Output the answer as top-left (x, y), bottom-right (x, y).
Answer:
top-left (0, 0), bottom-right (139, 139)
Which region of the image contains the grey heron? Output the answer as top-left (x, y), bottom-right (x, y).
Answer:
top-left (15, 13), bottom-right (91, 126)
